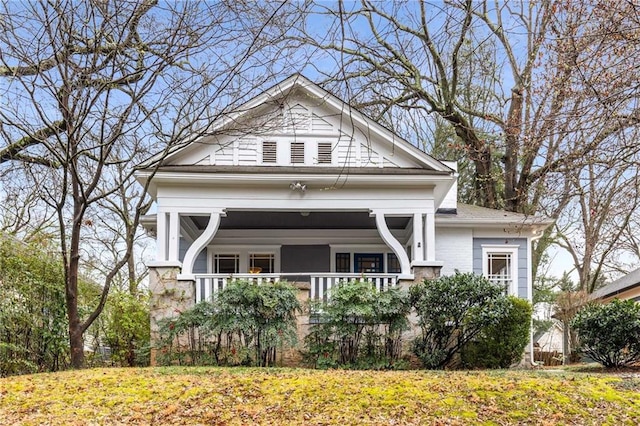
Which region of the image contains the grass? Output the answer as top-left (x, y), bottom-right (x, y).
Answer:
top-left (1, 366), bottom-right (640, 425)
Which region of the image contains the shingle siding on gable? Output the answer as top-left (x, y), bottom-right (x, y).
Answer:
top-left (472, 237), bottom-right (528, 299)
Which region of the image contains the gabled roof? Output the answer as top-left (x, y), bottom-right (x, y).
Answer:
top-left (591, 267), bottom-right (640, 300)
top-left (137, 74), bottom-right (453, 173)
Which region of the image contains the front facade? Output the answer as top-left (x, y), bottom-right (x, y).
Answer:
top-left (136, 75), bottom-right (551, 363)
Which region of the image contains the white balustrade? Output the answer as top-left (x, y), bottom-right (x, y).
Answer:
top-left (193, 273), bottom-right (397, 303)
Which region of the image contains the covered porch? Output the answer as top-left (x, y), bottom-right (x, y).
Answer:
top-left (150, 208), bottom-right (443, 302)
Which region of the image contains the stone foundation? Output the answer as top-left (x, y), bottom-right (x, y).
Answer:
top-left (148, 265), bottom-right (194, 365)
top-left (147, 264), bottom-right (534, 369)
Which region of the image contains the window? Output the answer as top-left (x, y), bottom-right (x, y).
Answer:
top-left (482, 246), bottom-right (518, 295)
top-left (317, 142), bottom-right (332, 164)
top-left (354, 253), bottom-right (384, 273)
top-left (335, 253), bottom-right (351, 273)
top-left (262, 141), bottom-right (277, 163)
top-left (387, 253), bottom-right (401, 273)
top-left (250, 253), bottom-right (275, 273)
top-left (291, 142), bottom-right (305, 164)
top-left (214, 254), bottom-right (239, 274)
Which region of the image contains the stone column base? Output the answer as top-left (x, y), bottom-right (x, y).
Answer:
top-left (148, 265), bottom-right (194, 366)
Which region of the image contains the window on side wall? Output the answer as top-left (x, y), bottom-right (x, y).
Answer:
top-left (482, 246), bottom-right (519, 295)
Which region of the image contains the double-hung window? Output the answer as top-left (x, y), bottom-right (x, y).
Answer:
top-left (482, 245), bottom-right (518, 295)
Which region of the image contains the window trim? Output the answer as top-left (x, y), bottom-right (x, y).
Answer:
top-left (330, 245), bottom-right (401, 274)
top-left (481, 245), bottom-right (519, 295)
top-left (212, 253), bottom-right (240, 274)
top-left (208, 245), bottom-right (281, 274)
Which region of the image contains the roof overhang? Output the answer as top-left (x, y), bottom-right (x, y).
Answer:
top-left (135, 165), bottom-right (455, 205)
top-left (435, 203), bottom-right (554, 235)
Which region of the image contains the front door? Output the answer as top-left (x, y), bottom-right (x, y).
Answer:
top-left (354, 253), bottom-right (384, 273)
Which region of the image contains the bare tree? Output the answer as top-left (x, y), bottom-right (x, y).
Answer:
top-left (289, 0), bottom-right (640, 288)
top-left (293, 0), bottom-right (640, 213)
top-left (0, 0), bottom-right (300, 368)
top-left (554, 158), bottom-right (640, 292)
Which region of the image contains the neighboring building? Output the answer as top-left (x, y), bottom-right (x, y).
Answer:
top-left (135, 75), bottom-right (552, 363)
top-left (591, 267), bottom-right (640, 303)
top-left (534, 319), bottom-right (564, 353)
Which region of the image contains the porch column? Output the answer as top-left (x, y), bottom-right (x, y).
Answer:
top-left (180, 210), bottom-right (224, 278)
top-left (413, 213), bottom-right (424, 263)
top-left (371, 210), bottom-right (411, 278)
top-left (425, 212), bottom-right (436, 262)
top-left (156, 211), bottom-right (168, 261)
top-left (168, 211), bottom-right (180, 262)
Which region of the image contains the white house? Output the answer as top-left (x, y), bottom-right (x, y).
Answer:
top-left (135, 75), bottom-right (552, 363)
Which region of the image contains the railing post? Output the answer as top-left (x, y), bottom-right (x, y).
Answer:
top-left (195, 277), bottom-right (202, 303)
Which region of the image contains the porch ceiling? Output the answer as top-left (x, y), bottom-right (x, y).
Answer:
top-left (191, 211), bottom-right (411, 230)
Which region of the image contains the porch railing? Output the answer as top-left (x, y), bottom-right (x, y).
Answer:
top-left (193, 273), bottom-right (398, 303)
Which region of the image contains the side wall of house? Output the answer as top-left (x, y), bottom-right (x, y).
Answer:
top-left (434, 227), bottom-right (473, 276)
top-left (472, 237), bottom-right (528, 299)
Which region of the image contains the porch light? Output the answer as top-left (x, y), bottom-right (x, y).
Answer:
top-left (289, 181), bottom-right (306, 192)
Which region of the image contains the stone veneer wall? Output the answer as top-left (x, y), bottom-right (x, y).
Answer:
top-left (148, 266), bottom-right (194, 365)
top-left (147, 264), bottom-right (533, 369)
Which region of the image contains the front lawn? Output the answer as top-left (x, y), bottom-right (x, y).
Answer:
top-left (1, 367), bottom-right (639, 425)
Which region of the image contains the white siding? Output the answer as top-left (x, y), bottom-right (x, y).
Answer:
top-left (164, 92), bottom-right (427, 169)
top-left (283, 103), bottom-right (310, 132)
top-left (312, 113), bottom-right (333, 132)
top-left (212, 143), bottom-right (233, 165)
top-left (237, 137), bottom-right (257, 165)
top-left (435, 227), bottom-right (473, 276)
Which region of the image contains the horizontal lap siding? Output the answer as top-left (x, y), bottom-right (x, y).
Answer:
top-left (472, 238), bottom-right (528, 299)
top-left (435, 228), bottom-right (473, 276)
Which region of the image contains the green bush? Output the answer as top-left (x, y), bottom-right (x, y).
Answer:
top-left (461, 296), bottom-right (532, 369)
top-left (157, 301), bottom-right (218, 366)
top-left (304, 280), bottom-right (410, 369)
top-left (410, 272), bottom-right (511, 369)
top-left (157, 280), bottom-right (301, 367)
top-left (213, 280), bottom-right (301, 367)
top-left (0, 236), bottom-right (68, 376)
top-left (571, 299), bottom-right (640, 368)
top-left (103, 291), bottom-right (150, 366)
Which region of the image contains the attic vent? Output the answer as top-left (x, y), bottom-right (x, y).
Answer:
top-left (291, 142), bottom-right (305, 164)
top-left (317, 142), bottom-right (332, 164)
top-left (262, 141), bottom-right (277, 163)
